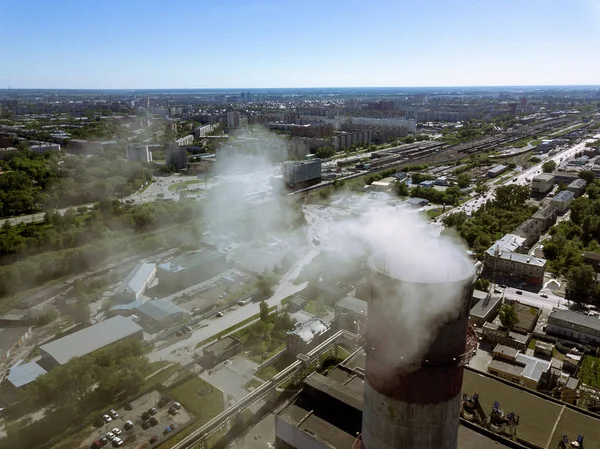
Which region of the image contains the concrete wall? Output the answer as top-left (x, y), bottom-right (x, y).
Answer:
top-left (275, 417), bottom-right (333, 449)
top-left (362, 380), bottom-right (460, 449)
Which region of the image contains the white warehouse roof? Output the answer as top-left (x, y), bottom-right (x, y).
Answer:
top-left (115, 262), bottom-right (156, 296)
top-left (40, 316), bottom-right (142, 365)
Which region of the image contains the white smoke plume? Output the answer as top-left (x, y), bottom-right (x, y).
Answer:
top-left (327, 197), bottom-right (474, 378)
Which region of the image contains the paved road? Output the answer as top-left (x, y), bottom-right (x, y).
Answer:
top-left (149, 248), bottom-right (318, 363)
top-left (437, 140), bottom-right (588, 221)
top-left (502, 286), bottom-right (567, 312)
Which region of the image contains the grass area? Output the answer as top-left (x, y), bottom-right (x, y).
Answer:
top-left (255, 366), bottom-right (279, 381)
top-left (528, 338), bottom-right (538, 350)
top-left (244, 378), bottom-right (264, 390)
top-left (168, 180), bottom-right (204, 192)
top-left (579, 356), bottom-right (600, 387)
top-left (140, 363), bottom-right (180, 390)
top-left (170, 377), bottom-right (225, 420)
top-left (425, 208), bottom-right (443, 219)
top-left (303, 299), bottom-right (329, 317)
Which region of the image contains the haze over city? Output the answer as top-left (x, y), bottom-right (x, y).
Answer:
top-left (3, 0), bottom-right (600, 89)
top-left (3, 1), bottom-right (600, 449)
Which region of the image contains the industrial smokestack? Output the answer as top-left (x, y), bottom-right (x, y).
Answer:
top-left (361, 253), bottom-right (475, 449)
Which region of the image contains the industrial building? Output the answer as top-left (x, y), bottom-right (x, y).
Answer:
top-left (334, 296), bottom-right (367, 332)
top-left (38, 316), bottom-right (143, 370)
top-left (274, 344), bottom-right (599, 449)
top-left (566, 178), bottom-right (587, 197)
top-left (531, 173), bottom-right (555, 194)
top-left (134, 299), bottom-right (187, 330)
top-left (201, 336), bottom-right (242, 368)
top-left (157, 250), bottom-right (232, 292)
top-left (551, 190), bottom-right (575, 214)
top-left (359, 253), bottom-right (475, 449)
top-left (287, 313), bottom-right (330, 356)
top-left (4, 361), bottom-right (47, 390)
top-left (546, 310), bottom-right (600, 344)
top-left (113, 262), bottom-right (156, 304)
top-left (283, 159), bottom-right (322, 188)
top-left (0, 327), bottom-right (31, 362)
top-left (126, 143), bottom-right (152, 162)
top-left (487, 165), bottom-right (509, 178)
top-left (165, 143), bottom-right (188, 170)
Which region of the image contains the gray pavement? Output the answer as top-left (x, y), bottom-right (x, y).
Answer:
top-left (226, 413), bottom-right (275, 449)
top-left (200, 355), bottom-right (259, 401)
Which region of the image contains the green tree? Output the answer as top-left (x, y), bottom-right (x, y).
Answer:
top-left (474, 278), bottom-right (490, 292)
top-left (542, 160), bottom-right (557, 173)
top-left (498, 303), bottom-right (519, 330)
top-left (457, 173), bottom-right (471, 188)
top-left (259, 300), bottom-right (269, 323)
top-left (567, 264), bottom-right (596, 303)
top-left (579, 170), bottom-right (595, 185)
top-left (395, 182), bottom-right (409, 197)
top-left (315, 146), bottom-right (335, 159)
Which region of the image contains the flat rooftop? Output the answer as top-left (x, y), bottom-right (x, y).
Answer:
top-left (323, 350), bottom-right (600, 448)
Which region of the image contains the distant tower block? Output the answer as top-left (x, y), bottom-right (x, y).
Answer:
top-left (361, 254), bottom-right (475, 449)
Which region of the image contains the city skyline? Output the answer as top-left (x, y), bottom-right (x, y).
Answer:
top-left (2, 0), bottom-right (600, 89)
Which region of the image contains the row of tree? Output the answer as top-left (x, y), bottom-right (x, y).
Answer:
top-left (0, 144), bottom-right (152, 217)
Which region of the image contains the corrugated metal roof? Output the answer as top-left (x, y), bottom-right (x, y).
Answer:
top-left (40, 316), bottom-right (142, 365)
top-left (134, 299), bottom-right (187, 322)
top-left (115, 262), bottom-right (156, 295)
top-left (7, 361), bottom-right (46, 388)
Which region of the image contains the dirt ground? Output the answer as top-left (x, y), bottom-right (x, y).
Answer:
top-left (58, 390), bottom-right (192, 449)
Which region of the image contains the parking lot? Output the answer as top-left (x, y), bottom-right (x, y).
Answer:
top-left (75, 390), bottom-right (192, 449)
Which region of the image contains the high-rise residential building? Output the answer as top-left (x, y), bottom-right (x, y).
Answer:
top-left (165, 144), bottom-right (188, 170)
top-left (284, 112), bottom-right (300, 124)
top-left (227, 111), bottom-right (241, 129)
top-left (126, 143), bottom-right (152, 162)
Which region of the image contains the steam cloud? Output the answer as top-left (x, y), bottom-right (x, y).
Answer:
top-left (328, 199), bottom-right (474, 379)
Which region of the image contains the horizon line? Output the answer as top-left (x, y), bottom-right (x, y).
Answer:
top-left (2, 84), bottom-right (600, 92)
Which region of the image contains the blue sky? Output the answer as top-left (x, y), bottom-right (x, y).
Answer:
top-left (2, 0), bottom-right (600, 89)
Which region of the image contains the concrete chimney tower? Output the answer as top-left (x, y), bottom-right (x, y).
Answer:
top-left (361, 254), bottom-right (475, 449)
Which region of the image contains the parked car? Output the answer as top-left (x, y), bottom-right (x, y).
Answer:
top-left (90, 441), bottom-right (103, 449)
top-left (123, 403), bottom-right (133, 411)
top-left (106, 432), bottom-right (115, 441)
top-left (540, 294), bottom-right (548, 298)
top-left (95, 417), bottom-right (105, 427)
top-left (109, 409), bottom-right (119, 419)
top-left (216, 311), bottom-right (224, 317)
top-left (516, 290), bottom-right (523, 295)
top-left (149, 417), bottom-right (159, 426)
top-left (99, 436), bottom-right (109, 446)
top-left (142, 421), bottom-right (151, 430)
top-left (172, 401), bottom-right (182, 410)
top-left (124, 420), bottom-right (134, 430)
top-left (103, 414), bottom-right (112, 423)
top-left (163, 427), bottom-right (173, 435)
top-left (149, 407), bottom-right (158, 415)
top-left (112, 437), bottom-right (123, 447)
top-left (149, 436), bottom-right (159, 444)
top-left (168, 407), bottom-right (178, 415)
top-left (142, 411), bottom-right (150, 420)
top-left (494, 289), bottom-right (501, 293)
top-left (158, 397), bottom-right (170, 407)
top-left (112, 427), bottom-right (122, 435)
top-left (184, 325), bottom-right (192, 332)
